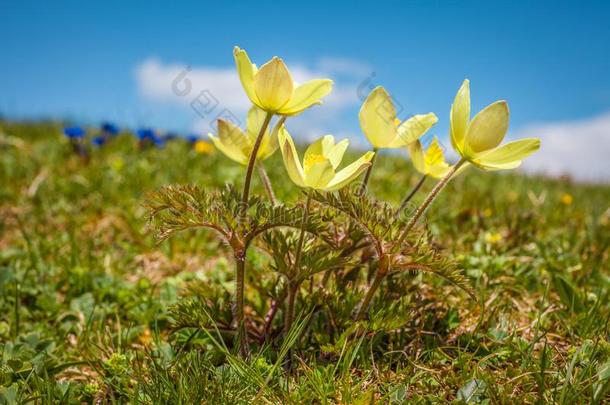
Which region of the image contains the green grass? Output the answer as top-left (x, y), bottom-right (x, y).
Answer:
top-left (1, 120), bottom-right (609, 404)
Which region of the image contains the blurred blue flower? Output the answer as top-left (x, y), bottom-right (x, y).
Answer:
top-left (153, 136), bottom-right (166, 148)
top-left (186, 134), bottom-right (200, 143)
top-left (92, 136), bottom-right (106, 147)
top-left (64, 126), bottom-right (85, 139)
top-left (101, 122), bottom-right (120, 136)
top-left (136, 128), bottom-right (156, 141)
top-left (164, 132), bottom-right (179, 141)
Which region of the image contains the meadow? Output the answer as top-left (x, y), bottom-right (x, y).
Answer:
top-left (0, 120), bottom-right (609, 404)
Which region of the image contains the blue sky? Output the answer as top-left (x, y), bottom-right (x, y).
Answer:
top-left (2, 0), bottom-right (610, 180)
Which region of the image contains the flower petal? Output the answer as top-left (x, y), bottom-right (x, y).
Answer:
top-left (278, 126), bottom-right (306, 187)
top-left (359, 86), bottom-right (397, 148)
top-left (324, 151), bottom-right (375, 191)
top-left (254, 57), bottom-right (294, 112)
top-left (279, 79), bottom-right (333, 116)
top-left (450, 79), bottom-right (470, 154)
top-left (464, 100), bottom-right (509, 155)
top-left (390, 113), bottom-right (438, 147)
top-left (407, 140), bottom-right (426, 175)
top-left (233, 47), bottom-right (260, 106)
top-left (304, 159), bottom-right (335, 189)
top-left (208, 120), bottom-right (251, 164)
top-left (258, 118), bottom-right (282, 161)
top-left (208, 133), bottom-right (248, 165)
top-left (326, 138), bottom-right (349, 170)
top-left (471, 138), bottom-right (540, 170)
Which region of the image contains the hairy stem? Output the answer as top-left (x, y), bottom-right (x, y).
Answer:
top-left (395, 175), bottom-right (427, 217)
top-left (234, 254), bottom-right (248, 355)
top-left (396, 159), bottom-right (466, 246)
top-left (256, 163), bottom-right (277, 204)
top-left (240, 112), bottom-right (273, 217)
top-left (234, 111), bottom-right (272, 356)
top-left (285, 189), bottom-right (313, 334)
top-left (358, 147), bottom-right (378, 194)
top-left (354, 255), bottom-right (389, 320)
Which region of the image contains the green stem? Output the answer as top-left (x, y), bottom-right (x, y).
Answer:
top-left (234, 111), bottom-right (272, 356)
top-left (234, 254), bottom-right (248, 356)
top-left (240, 112), bottom-right (273, 218)
top-left (359, 147), bottom-right (378, 194)
top-left (285, 189), bottom-right (312, 334)
top-left (354, 255), bottom-right (389, 320)
top-left (256, 163), bottom-right (277, 204)
top-left (395, 175), bottom-right (427, 216)
top-left (396, 158), bottom-right (466, 246)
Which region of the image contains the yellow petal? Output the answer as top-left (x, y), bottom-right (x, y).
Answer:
top-left (278, 126), bottom-right (306, 187)
top-left (464, 100), bottom-right (509, 155)
top-left (424, 140), bottom-right (452, 178)
top-left (407, 140), bottom-right (426, 175)
top-left (304, 159), bottom-right (335, 189)
top-left (324, 151), bottom-right (375, 191)
top-left (390, 113), bottom-right (438, 147)
top-left (450, 79), bottom-right (470, 154)
top-left (245, 105), bottom-right (269, 141)
top-left (254, 57), bottom-right (294, 112)
top-left (424, 137), bottom-right (447, 167)
top-left (258, 117), bottom-right (281, 161)
top-left (210, 120), bottom-right (251, 164)
top-left (359, 86), bottom-right (397, 148)
top-left (233, 47), bottom-right (260, 106)
top-left (208, 133), bottom-right (248, 165)
top-left (326, 138), bottom-right (349, 170)
top-left (279, 79), bottom-right (333, 116)
top-left (471, 138), bottom-right (540, 170)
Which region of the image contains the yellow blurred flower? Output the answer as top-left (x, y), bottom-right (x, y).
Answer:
top-left (278, 127), bottom-right (375, 191)
top-left (194, 140), bottom-right (214, 154)
top-left (485, 232), bottom-right (503, 244)
top-left (450, 79), bottom-right (540, 170)
top-left (208, 106), bottom-right (278, 165)
top-left (234, 47), bottom-right (333, 116)
top-left (561, 193), bottom-right (573, 205)
top-left (359, 86), bottom-right (437, 149)
top-left (482, 208), bottom-right (493, 218)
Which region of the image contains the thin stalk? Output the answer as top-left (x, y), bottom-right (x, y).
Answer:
top-left (396, 158), bottom-right (466, 246)
top-left (354, 255), bottom-right (389, 320)
top-left (284, 189), bottom-right (313, 333)
top-left (234, 111), bottom-right (273, 356)
top-left (234, 254), bottom-right (248, 356)
top-left (358, 147), bottom-right (378, 194)
top-left (395, 175), bottom-right (427, 216)
top-left (256, 163), bottom-right (277, 204)
top-left (240, 112), bottom-right (273, 217)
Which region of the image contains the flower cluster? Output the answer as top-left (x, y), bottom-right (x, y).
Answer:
top-left (162, 46), bottom-right (542, 356)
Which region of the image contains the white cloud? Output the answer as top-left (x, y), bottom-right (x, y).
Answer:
top-left (516, 112), bottom-right (610, 182)
top-left (134, 57), bottom-right (368, 134)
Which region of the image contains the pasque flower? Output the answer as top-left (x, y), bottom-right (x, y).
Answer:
top-left (450, 79), bottom-right (540, 170)
top-left (407, 137), bottom-right (452, 179)
top-left (208, 106), bottom-right (278, 165)
top-left (359, 86), bottom-right (438, 149)
top-left (278, 127), bottom-right (375, 191)
top-left (234, 47), bottom-right (333, 116)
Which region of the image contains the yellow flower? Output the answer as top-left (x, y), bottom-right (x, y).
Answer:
top-left (194, 140), bottom-right (214, 154)
top-left (407, 137), bottom-right (452, 179)
top-left (278, 127), bottom-right (375, 191)
top-left (208, 106), bottom-right (278, 165)
top-left (234, 47), bottom-right (333, 115)
top-left (561, 193), bottom-right (573, 205)
top-left (450, 79), bottom-right (540, 170)
top-left (359, 86), bottom-right (437, 149)
top-left (485, 232), bottom-right (503, 244)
